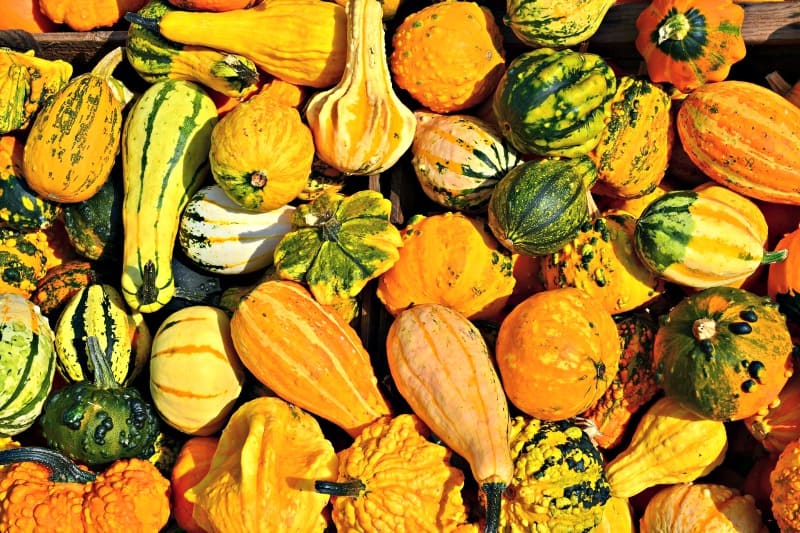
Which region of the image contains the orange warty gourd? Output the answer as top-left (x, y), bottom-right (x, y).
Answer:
top-left (770, 438), bottom-right (800, 532)
top-left (38, 0), bottom-right (148, 31)
top-left (229, 279), bottom-right (392, 437)
top-left (389, 1), bottom-right (506, 113)
top-left (495, 287), bottom-right (621, 421)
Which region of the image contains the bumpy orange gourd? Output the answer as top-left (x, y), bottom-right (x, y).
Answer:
top-left (745, 375), bottom-right (800, 454)
top-left (0, 0), bottom-right (60, 31)
top-left (305, 0), bottom-right (416, 176)
top-left (771, 438), bottom-right (800, 532)
top-left (38, 0), bottom-right (148, 30)
top-left (390, 1), bottom-right (506, 113)
top-left (495, 287), bottom-right (621, 421)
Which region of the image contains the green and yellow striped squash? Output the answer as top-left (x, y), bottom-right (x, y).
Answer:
top-left (492, 47), bottom-right (616, 158)
top-left (179, 184), bottom-right (295, 275)
top-left (30, 260), bottom-right (99, 319)
top-left (633, 190), bottom-right (787, 289)
top-left (54, 283), bottom-right (151, 387)
top-left (411, 111), bottom-right (521, 212)
top-left (488, 156), bottom-right (597, 256)
top-left (504, 0), bottom-right (616, 48)
top-left (121, 79), bottom-right (218, 313)
top-left (126, 0), bottom-right (260, 99)
top-left (0, 293), bottom-right (56, 437)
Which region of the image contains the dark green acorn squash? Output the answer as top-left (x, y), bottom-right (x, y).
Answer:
top-left (487, 156), bottom-right (597, 256)
top-left (492, 47), bottom-right (617, 158)
top-left (40, 336), bottom-right (160, 467)
top-left (62, 171), bottom-right (124, 263)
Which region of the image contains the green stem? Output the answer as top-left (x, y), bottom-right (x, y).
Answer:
top-left (482, 482), bottom-right (506, 533)
top-left (762, 248), bottom-right (788, 264)
top-left (657, 12), bottom-right (691, 45)
top-left (123, 13), bottom-right (160, 33)
top-left (0, 447), bottom-right (97, 483)
top-left (314, 479), bottom-right (366, 497)
top-left (86, 335), bottom-right (119, 390)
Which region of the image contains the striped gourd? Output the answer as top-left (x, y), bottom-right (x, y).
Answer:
top-left (230, 279), bottom-right (393, 437)
top-left (126, 0), bottom-right (260, 98)
top-left (411, 111), bottom-right (521, 212)
top-left (179, 184), bottom-right (295, 275)
top-left (53, 284), bottom-right (151, 387)
top-left (149, 305), bottom-right (245, 436)
top-left (677, 80), bottom-right (800, 205)
top-left (504, 0), bottom-right (616, 48)
top-left (634, 190), bottom-right (787, 289)
top-left (488, 156), bottom-right (597, 256)
top-left (0, 293), bottom-right (56, 436)
top-left (120, 79), bottom-right (218, 313)
top-left (493, 47), bottom-right (616, 158)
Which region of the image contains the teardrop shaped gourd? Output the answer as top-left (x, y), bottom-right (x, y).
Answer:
top-left (603, 396), bottom-right (728, 498)
top-left (229, 280), bottom-right (392, 437)
top-left (386, 303), bottom-right (513, 533)
top-left (305, 0), bottom-right (416, 175)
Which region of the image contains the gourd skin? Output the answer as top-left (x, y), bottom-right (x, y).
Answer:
top-left (171, 437), bottom-right (219, 533)
top-left (30, 260), bottom-right (99, 318)
top-left (38, 0), bottom-right (148, 31)
top-left (504, 0), bottom-right (616, 48)
top-left (771, 437), bottom-right (800, 532)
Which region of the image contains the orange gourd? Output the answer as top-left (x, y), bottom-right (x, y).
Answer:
top-left (771, 437), bottom-right (800, 532)
top-left (38, 0), bottom-right (148, 31)
top-left (766, 71), bottom-right (800, 108)
top-left (167, 0), bottom-right (260, 10)
top-left (0, 0), bottom-right (60, 32)
top-left (768, 225), bottom-right (800, 325)
top-left (745, 375), bottom-right (800, 453)
top-left (171, 437), bottom-right (219, 533)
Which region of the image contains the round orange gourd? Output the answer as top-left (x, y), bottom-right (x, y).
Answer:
top-left (389, 1), bottom-right (505, 113)
top-left (495, 287), bottom-right (621, 421)
top-left (171, 436), bottom-right (219, 533)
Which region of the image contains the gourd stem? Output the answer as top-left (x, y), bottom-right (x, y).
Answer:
top-left (482, 482), bottom-right (505, 533)
top-left (657, 13), bottom-right (691, 44)
top-left (123, 13), bottom-right (160, 33)
top-left (86, 335), bottom-right (119, 390)
top-left (314, 479), bottom-right (366, 497)
top-left (0, 446), bottom-right (97, 483)
top-left (762, 249), bottom-right (788, 265)
top-left (692, 317), bottom-right (716, 341)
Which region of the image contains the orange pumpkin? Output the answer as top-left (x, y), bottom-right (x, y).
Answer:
top-left (171, 436), bottom-right (219, 533)
top-left (0, 0), bottom-right (60, 31)
top-left (745, 375), bottom-right (800, 454)
top-left (768, 226), bottom-right (800, 326)
top-left (38, 0), bottom-right (148, 31)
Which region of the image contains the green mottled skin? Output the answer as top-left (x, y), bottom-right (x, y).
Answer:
top-left (0, 169), bottom-right (61, 231)
top-left (63, 175), bottom-right (123, 262)
top-left (634, 190), bottom-right (696, 274)
top-left (505, 0), bottom-right (616, 48)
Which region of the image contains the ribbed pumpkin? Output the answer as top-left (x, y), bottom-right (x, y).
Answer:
top-left (487, 156), bottom-right (597, 256)
top-left (676, 80), bottom-right (800, 205)
top-left (376, 212), bottom-right (516, 322)
top-left (492, 47), bottom-right (616, 157)
top-left (540, 212), bottom-right (665, 315)
top-left (634, 190), bottom-right (786, 289)
top-left (495, 287), bottom-right (621, 421)
top-left (590, 76), bottom-right (673, 200)
top-left (411, 111), bottom-right (521, 213)
top-left (210, 90), bottom-right (314, 212)
top-left (504, 0), bottom-right (616, 48)
top-left (389, 1), bottom-right (506, 114)
top-left (639, 482), bottom-right (767, 533)
top-left (306, 0), bottom-right (416, 176)
top-left (230, 280), bottom-right (392, 437)
top-left (653, 286), bottom-right (794, 421)
top-left (744, 374), bottom-right (800, 454)
top-left (768, 225), bottom-right (800, 326)
top-left (150, 305), bottom-right (245, 436)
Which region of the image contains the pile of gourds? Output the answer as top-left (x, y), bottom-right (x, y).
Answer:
top-left (1, 0), bottom-right (800, 531)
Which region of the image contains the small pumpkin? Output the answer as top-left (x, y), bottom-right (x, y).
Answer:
top-left (38, 0), bottom-right (148, 30)
top-left (635, 0), bottom-right (746, 93)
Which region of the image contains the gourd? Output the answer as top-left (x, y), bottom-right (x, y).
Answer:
top-left (306, 0), bottom-right (416, 176)
top-left (590, 76), bottom-right (673, 200)
top-left (0, 0), bottom-right (60, 32)
top-left (39, 336), bottom-right (160, 467)
top-left (410, 111), bottom-right (521, 213)
top-left (385, 303), bottom-right (513, 533)
top-left (603, 396), bottom-right (728, 498)
top-left (639, 482), bottom-right (768, 532)
top-left (766, 70), bottom-right (800, 108)
top-left (274, 189), bottom-right (403, 319)
top-left (230, 279), bottom-right (392, 437)
top-left (125, 0), bottom-right (348, 88)
top-left (171, 436), bottom-right (219, 533)
top-left (314, 414), bottom-right (471, 532)
top-left (120, 79), bottom-right (218, 313)
top-left (38, 0), bottom-right (148, 30)
top-left (30, 260), bottom-right (99, 318)
top-left (744, 375), bottom-right (800, 453)
top-left (0, 226), bottom-right (49, 298)
top-left (0, 134), bottom-right (61, 231)
top-left (62, 171), bottom-right (124, 263)
top-left (389, 1), bottom-right (506, 114)
top-left (487, 156), bottom-right (597, 256)
top-left (634, 190), bottom-right (787, 288)
top-left (167, 0), bottom-right (260, 11)
top-left (0, 293), bottom-right (56, 437)
top-left (126, 0), bottom-right (261, 99)
top-left (185, 397), bottom-right (338, 533)
top-left (499, 417), bottom-right (611, 531)
top-left (495, 287), bottom-right (621, 421)
top-left (504, 0), bottom-right (616, 48)
top-left (635, 0), bottom-right (746, 93)
top-left (179, 184), bottom-right (295, 276)
top-left (209, 90), bottom-right (314, 212)
top-left (676, 80), bottom-right (800, 205)
top-left (653, 286), bottom-right (794, 421)
top-left (770, 437), bottom-right (800, 532)
top-left (22, 46), bottom-right (124, 203)
top-left (768, 225), bottom-right (800, 325)
top-left (53, 284), bottom-right (151, 387)
top-left (149, 305), bottom-right (245, 436)
top-left (376, 212), bottom-right (516, 322)
top-left (540, 212), bottom-right (665, 315)
top-left (492, 47), bottom-right (616, 158)
top-left (596, 496), bottom-right (635, 533)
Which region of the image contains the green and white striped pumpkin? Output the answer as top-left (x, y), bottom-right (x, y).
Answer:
top-left (411, 111), bottom-right (521, 212)
top-left (0, 293), bottom-right (56, 436)
top-left (179, 184), bottom-right (295, 275)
